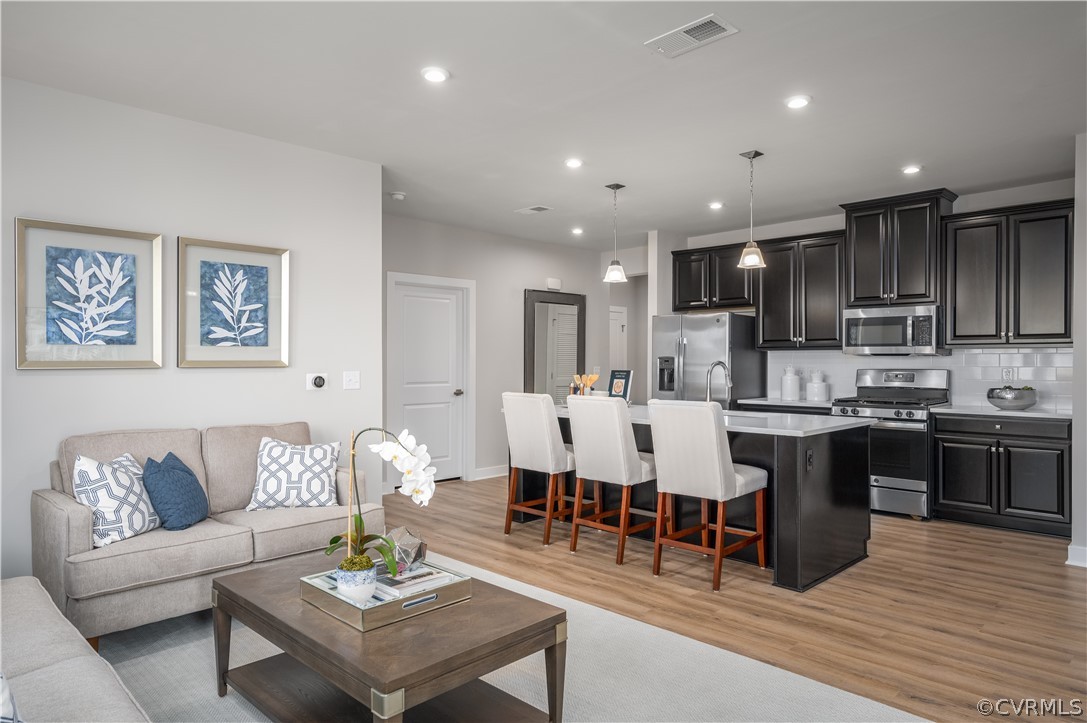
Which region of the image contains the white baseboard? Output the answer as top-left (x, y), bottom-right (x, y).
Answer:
top-left (1067, 544), bottom-right (1087, 568)
top-left (465, 465), bottom-right (508, 481)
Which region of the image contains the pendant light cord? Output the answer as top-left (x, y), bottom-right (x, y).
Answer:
top-left (748, 157), bottom-right (755, 245)
top-left (612, 188), bottom-right (619, 258)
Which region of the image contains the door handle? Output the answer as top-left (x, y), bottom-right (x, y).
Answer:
top-left (453, 389), bottom-right (464, 397)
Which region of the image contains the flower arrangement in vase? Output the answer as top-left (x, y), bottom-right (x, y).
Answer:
top-left (325, 428), bottom-right (437, 603)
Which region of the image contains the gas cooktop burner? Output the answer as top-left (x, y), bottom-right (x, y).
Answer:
top-left (832, 396), bottom-right (947, 408)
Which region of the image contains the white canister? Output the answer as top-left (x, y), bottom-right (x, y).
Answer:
top-left (806, 370), bottom-right (829, 401)
top-left (781, 365), bottom-right (800, 401)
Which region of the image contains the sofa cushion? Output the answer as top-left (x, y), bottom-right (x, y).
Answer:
top-left (0, 577), bottom-right (97, 679)
top-left (64, 519), bottom-right (252, 600)
top-left (202, 422), bottom-right (311, 515)
top-left (58, 428), bottom-right (205, 497)
top-left (246, 437), bottom-right (340, 510)
top-left (6, 657), bottom-right (148, 722)
top-left (1, 673), bottom-right (22, 723)
top-left (213, 503), bottom-right (383, 562)
top-left (143, 453), bottom-right (208, 530)
top-left (72, 454), bottom-right (160, 547)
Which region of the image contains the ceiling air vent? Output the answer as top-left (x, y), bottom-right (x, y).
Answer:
top-left (644, 14), bottom-right (739, 58)
top-left (514, 205), bottom-right (553, 215)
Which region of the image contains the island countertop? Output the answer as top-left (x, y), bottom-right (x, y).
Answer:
top-left (555, 404), bottom-right (873, 437)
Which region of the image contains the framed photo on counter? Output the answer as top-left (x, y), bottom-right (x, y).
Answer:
top-left (608, 369), bottom-right (632, 402)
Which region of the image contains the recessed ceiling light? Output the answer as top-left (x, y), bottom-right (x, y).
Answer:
top-left (571, 227), bottom-right (584, 235)
top-left (902, 165), bottom-right (922, 174)
top-left (785, 95), bottom-right (811, 109)
top-left (708, 201), bottom-right (724, 210)
top-left (565, 158), bottom-right (583, 169)
top-left (421, 67), bottom-right (449, 83)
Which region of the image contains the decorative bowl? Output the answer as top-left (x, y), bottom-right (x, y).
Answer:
top-left (986, 387), bottom-right (1037, 411)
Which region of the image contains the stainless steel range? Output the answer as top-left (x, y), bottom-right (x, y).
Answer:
top-left (832, 369), bottom-right (950, 518)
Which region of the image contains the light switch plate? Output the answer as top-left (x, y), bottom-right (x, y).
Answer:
top-left (343, 371), bottom-right (361, 390)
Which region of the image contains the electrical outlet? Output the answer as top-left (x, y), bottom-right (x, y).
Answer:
top-left (1001, 368), bottom-right (1015, 382)
top-left (592, 366), bottom-right (601, 375)
top-left (306, 373), bottom-right (328, 390)
top-left (343, 371), bottom-right (361, 390)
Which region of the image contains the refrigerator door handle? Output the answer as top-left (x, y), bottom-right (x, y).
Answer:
top-left (677, 337), bottom-right (686, 398)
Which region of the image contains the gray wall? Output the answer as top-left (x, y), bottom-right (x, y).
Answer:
top-left (1, 80), bottom-right (385, 577)
top-left (608, 275), bottom-right (648, 404)
top-left (1072, 133), bottom-right (1085, 566)
top-left (383, 214), bottom-right (609, 476)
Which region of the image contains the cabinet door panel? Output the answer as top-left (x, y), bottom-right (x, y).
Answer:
top-left (798, 235), bottom-right (843, 347)
top-left (756, 244), bottom-right (798, 348)
top-left (945, 217), bottom-right (1006, 345)
top-left (999, 442), bottom-right (1070, 523)
top-left (846, 207), bottom-right (887, 306)
top-left (673, 252), bottom-right (710, 310)
top-left (935, 436), bottom-right (998, 513)
top-left (709, 247), bottom-right (755, 307)
top-left (890, 201), bottom-right (938, 304)
top-left (1008, 208), bottom-right (1073, 344)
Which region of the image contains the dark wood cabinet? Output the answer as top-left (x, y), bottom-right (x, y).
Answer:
top-left (756, 233), bottom-right (844, 350)
top-left (672, 247), bottom-right (755, 311)
top-left (944, 200), bottom-right (1073, 346)
top-left (932, 414), bottom-right (1071, 536)
top-left (842, 189), bottom-right (956, 307)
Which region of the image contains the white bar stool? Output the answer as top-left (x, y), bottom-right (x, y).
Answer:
top-left (566, 395), bottom-right (657, 565)
top-left (647, 399), bottom-right (767, 591)
top-left (501, 392), bottom-right (588, 545)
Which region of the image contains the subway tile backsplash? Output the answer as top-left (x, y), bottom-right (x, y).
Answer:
top-left (765, 347), bottom-right (1075, 413)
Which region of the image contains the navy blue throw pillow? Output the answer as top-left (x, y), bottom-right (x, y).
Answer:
top-left (143, 453), bottom-right (208, 531)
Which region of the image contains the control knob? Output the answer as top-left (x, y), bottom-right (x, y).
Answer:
top-left (905, 410), bottom-right (915, 419)
top-left (850, 408), bottom-right (859, 416)
top-left (894, 410), bottom-right (903, 418)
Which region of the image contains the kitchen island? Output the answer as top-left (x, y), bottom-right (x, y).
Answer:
top-left (514, 406), bottom-right (873, 591)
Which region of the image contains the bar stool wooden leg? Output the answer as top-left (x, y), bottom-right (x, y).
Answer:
top-left (504, 467), bottom-right (520, 535)
top-left (755, 488), bottom-right (767, 569)
top-left (700, 499), bottom-right (710, 548)
top-left (666, 494), bottom-right (676, 535)
top-left (594, 482), bottom-right (603, 517)
top-left (570, 477), bottom-right (586, 552)
top-left (616, 485), bottom-right (632, 565)
top-left (712, 500), bottom-right (727, 591)
top-left (652, 492), bottom-right (667, 576)
top-left (543, 474), bottom-right (558, 546)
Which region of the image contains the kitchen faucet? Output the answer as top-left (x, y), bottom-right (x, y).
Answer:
top-left (706, 361), bottom-right (732, 403)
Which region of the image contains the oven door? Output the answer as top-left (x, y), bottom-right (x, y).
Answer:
top-left (843, 313), bottom-right (912, 354)
top-left (869, 420), bottom-right (929, 492)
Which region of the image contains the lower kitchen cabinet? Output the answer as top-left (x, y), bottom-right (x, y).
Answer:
top-left (933, 414), bottom-right (1071, 537)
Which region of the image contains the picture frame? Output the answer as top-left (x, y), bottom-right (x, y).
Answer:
top-left (608, 369), bottom-right (632, 402)
top-left (15, 218), bottom-right (163, 369)
top-left (177, 237), bottom-right (289, 368)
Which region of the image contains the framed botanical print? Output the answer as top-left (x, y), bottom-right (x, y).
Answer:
top-left (15, 218), bottom-right (163, 369)
top-left (177, 237), bottom-right (289, 367)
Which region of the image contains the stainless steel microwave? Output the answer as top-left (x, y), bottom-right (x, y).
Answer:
top-left (842, 305), bottom-right (949, 355)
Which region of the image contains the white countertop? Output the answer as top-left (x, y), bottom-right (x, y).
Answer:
top-left (556, 404), bottom-right (873, 437)
top-left (933, 404), bottom-right (1072, 420)
top-left (736, 397), bottom-right (834, 409)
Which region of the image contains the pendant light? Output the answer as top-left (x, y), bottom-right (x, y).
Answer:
top-left (737, 150), bottom-right (767, 270)
top-left (602, 183), bottom-right (628, 283)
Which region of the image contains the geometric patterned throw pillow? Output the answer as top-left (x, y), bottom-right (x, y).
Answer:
top-left (245, 437), bottom-right (340, 510)
top-left (72, 453), bottom-right (161, 547)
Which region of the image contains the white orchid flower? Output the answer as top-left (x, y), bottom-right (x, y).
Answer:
top-left (366, 427), bottom-right (437, 508)
top-left (396, 429), bottom-right (417, 453)
top-left (368, 439), bottom-right (399, 461)
top-left (399, 475), bottom-right (436, 506)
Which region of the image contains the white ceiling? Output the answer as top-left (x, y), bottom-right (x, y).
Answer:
top-left (2, 2), bottom-right (1084, 250)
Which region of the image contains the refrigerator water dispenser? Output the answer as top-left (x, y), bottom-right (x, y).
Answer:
top-left (657, 356), bottom-right (675, 392)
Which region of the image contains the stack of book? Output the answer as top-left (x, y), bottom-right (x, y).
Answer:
top-left (374, 566), bottom-right (455, 599)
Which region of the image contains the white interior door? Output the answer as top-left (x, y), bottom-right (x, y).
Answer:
top-left (388, 282), bottom-right (465, 482)
top-left (610, 306), bottom-right (628, 370)
top-left (546, 305), bottom-right (579, 404)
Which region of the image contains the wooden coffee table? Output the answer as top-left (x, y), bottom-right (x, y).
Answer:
top-left (212, 558), bottom-right (567, 722)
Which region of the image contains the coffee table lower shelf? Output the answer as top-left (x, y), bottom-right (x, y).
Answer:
top-left (226, 653), bottom-right (548, 723)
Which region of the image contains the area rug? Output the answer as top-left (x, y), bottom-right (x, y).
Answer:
top-left (100, 553), bottom-right (920, 722)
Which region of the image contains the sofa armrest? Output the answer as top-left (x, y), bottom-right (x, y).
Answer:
top-left (31, 489), bottom-right (93, 611)
top-left (336, 467), bottom-right (367, 506)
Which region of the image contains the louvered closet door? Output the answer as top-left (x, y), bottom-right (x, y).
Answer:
top-left (547, 305), bottom-right (580, 404)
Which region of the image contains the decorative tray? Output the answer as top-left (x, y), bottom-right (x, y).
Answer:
top-left (299, 560), bottom-right (472, 632)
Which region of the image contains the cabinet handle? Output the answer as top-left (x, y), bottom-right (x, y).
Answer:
top-left (994, 424), bottom-right (1001, 430)
top-left (998, 447), bottom-right (1005, 454)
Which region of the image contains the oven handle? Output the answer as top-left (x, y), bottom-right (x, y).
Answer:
top-left (871, 420), bottom-right (928, 431)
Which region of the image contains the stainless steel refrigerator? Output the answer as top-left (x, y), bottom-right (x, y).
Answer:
top-left (651, 313), bottom-right (765, 405)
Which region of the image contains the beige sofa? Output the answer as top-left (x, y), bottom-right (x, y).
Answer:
top-left (31, 421), bottom-right (383, 638)
top-left (1, 576), bottom-right (149, 722)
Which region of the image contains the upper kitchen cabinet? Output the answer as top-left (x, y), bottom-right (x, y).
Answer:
top-left (944, 199), bottom-right (1073, 346)
top-left (672, 246), bottom-right (755, 311)
top-left (756, 233), bottom-right (845, 350)
top-left (841, 189), bottom-right (957, 307)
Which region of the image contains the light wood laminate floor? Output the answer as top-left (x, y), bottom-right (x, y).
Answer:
top-left (384, 476), bottom-right (1087, 722)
